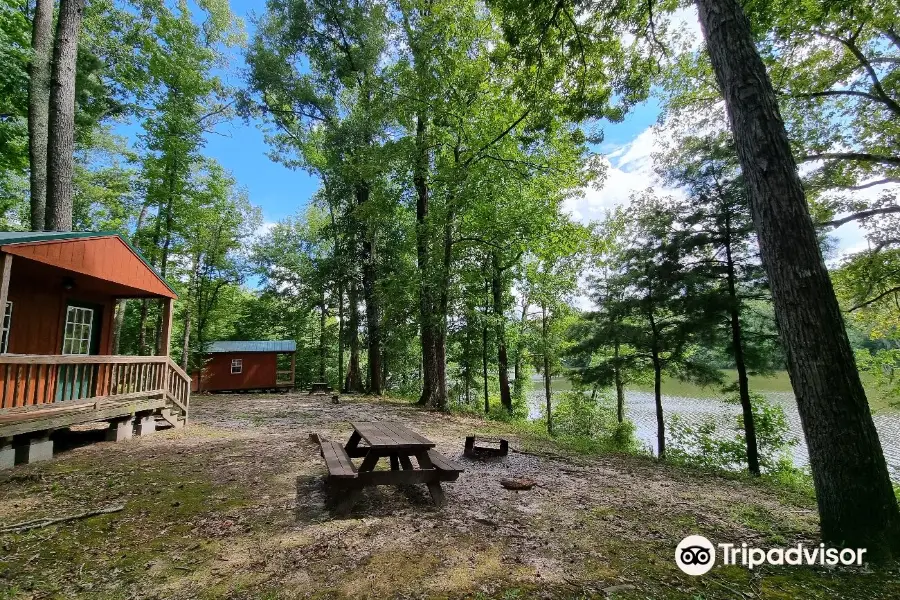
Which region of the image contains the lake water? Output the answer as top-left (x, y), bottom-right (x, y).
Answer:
top-left (527, 376), bottom-right (900, 481)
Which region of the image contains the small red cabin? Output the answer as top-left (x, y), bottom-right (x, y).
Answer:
top-left (0, 231), bottom-right (192, 468)
top-left (192, 340), bottom-right (296, 392)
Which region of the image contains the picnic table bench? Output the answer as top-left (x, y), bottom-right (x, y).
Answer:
top-left (317, 421), bottom-right (463, 515)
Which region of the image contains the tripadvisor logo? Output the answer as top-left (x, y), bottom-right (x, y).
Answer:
top-left (676, 535), bottom-right (716, 575)
top-left (675, 535), bottom-right (868, 575)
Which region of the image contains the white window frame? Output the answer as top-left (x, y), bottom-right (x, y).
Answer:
top-left (231, 358), bottom-right (243, 374)
top-left (1, 301), bottom-right (11, 353)
top-left (62, 306), bottom-right (94, 355)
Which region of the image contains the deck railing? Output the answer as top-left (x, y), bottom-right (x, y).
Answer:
top-left (0, 355), bottom-right (191, 417)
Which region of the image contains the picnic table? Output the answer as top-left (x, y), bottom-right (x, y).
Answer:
top-left (317, 421), bottom-right (463, 515)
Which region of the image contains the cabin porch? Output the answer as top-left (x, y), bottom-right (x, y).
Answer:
top-left (0, 231), bottom-right (191, 467)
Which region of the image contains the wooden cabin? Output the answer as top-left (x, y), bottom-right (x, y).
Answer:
top-left (0, 231), bottom-right (191, 468)
top-left (192, 340), bottom-right (296, 392)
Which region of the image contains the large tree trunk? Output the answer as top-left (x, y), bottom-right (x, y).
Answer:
top-left (45, 0), bottom-right (85, 232)
top-left (491, 254), bottom-right (512, 410)
top-left (344, 279), bottom-right (363, 392)
top-left (414, 113), bottom-right (439, 407)
top-left (356, 184), bottom-right (382, 395)
top-left (28, 0), bottom-right (54, 231)
top-left (697, 0), bottom-right (900, 556)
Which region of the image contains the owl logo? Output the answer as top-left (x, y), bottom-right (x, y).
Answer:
top-left (676, 535), bottom-right (716, 575)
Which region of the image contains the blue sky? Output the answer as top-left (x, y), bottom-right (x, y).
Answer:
top-left (193, 1), bottom-right (662, 229)
top-left (176, 2), bottom-right (864, 258)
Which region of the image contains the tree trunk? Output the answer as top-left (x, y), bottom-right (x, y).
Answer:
top-left (111, 299), bottom-right (126, 354)
top-left (542, 303), bottom-right (552, 435)
top-left (513, 299), bottom-right (528, 399)
top-left (613, 339), bottom-right (625, 424)
top-left (697, 0), bottom-right (900, 556)
top-left (652, 351), bottom-right (664, 460)
top-left (492, 254), bottom-right (512, 410)
top-left (356, 184), bottom-right (382, 395)
top-left (337, 279), bottom-right (344, 393)
top-left (724, 216), bottom-right (760, 476)
top-left (28, 0), bottom-right (53, 232)
top-left (414, 113), bottom-right (439, 407)
top-left (45, 0), bottom-right (85, 232)
top-left (344, 279), bottom-right (363, 392)
top-left (181, 305), bottom-right (191, 373)
top-left (138, 300), bottom-right (149, 355)
top-left (482, 321), bottom-right (489, 413)
top-left (319, 288), bottom-right (327, 381)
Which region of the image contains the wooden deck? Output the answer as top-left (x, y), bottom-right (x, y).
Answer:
top-left (0, 354), bottom-right (191, 439)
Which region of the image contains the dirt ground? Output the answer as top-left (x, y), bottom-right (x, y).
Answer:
top-left (0, 392), bottom-right (897, 599)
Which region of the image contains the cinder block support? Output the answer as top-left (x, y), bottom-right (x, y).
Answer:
top-left (135, 412), bottom-right (156, 437)
top-left (0, 437), bottom-right (14, 469)
top-left (14, 434), bottom-right (53, 465)
top-left (106, 416), bottom-right (134, 442)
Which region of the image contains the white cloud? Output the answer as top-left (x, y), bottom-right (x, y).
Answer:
top-left (565, 125), bottom-right (682, 223)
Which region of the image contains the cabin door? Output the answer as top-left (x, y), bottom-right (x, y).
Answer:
top-left (57, 303), bottom-right (102, 401)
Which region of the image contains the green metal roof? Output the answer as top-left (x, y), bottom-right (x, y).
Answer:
top-left (206, 340), bottom-right (297, 354)
top-left (0, 230), bottom-right (177, 297)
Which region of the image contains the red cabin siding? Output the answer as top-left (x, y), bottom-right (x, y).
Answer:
top-left (3, 237), bottom-right (176, 299)
top-left (197, 352), bottom-right (280, 392)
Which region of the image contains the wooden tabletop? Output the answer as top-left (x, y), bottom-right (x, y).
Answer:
top-left (351, 421), bottom-right (435, 450)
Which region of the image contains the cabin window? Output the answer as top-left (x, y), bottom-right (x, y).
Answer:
top-left (62, 306), bottom-right (94, 355)
top-left (0, 301), bottom-right (11, 353)
top-left (231, 359), bottom-right (242, 374)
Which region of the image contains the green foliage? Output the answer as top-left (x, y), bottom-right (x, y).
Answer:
top-left (0, 0), bottom-right (29, 210)
top-left (854, 348), bottom-right (900, 409)
top-left (667, 392), bottom-right (799, 475)
top-left (550, 391), bottom-right (641, 453)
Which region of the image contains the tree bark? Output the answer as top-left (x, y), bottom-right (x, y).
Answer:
top-left (652, 350), bottom-right (664, 460)
top-left (45, 0), bottom-right (85, 232)
top-left (319, 288), bottom-right (327, 381)
top-left (414, 113), bottom-right (439, 407)
top-left (613, 339), bottom-right (625, 424)
top-left (356, 183), bottom-right (382, 395)
top-left (181, 305), bottom-right (191, 373)
top-left (724, 213), bottom-right (760, 476)
top-left (344, 278), bottom-right (363, 392)
top-left (492, 254), bottom-right (512, 410)
top-left (337, 280), bottom-right (344, 392)
top-left (482, 321), bottom-right (489, 413)
top-left (697, 0), bottom-right (900, 556)
top-left (542, 303), bottom-right (552, 435)
top-left (28, 0), bottom-right (53, 231)
top-left (111, 299), bottom-right (126, 354)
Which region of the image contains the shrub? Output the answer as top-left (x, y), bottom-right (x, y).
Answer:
top-left (667, 392), bottom-right (799, 476)
top-left (551, 391), bottom-right (642, 453)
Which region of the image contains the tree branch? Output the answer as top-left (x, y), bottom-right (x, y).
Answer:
top-left (800, 153), bottom-right (900, 166)
top-left (848, 286), bottom-right (900, 312)
top-left (818, 206), bottom-right (900, 228)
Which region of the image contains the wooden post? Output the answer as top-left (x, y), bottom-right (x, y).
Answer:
top-left (0, 253), bottom-right (11, 340)
top-left (158, 298), bottom-right (173, 357)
